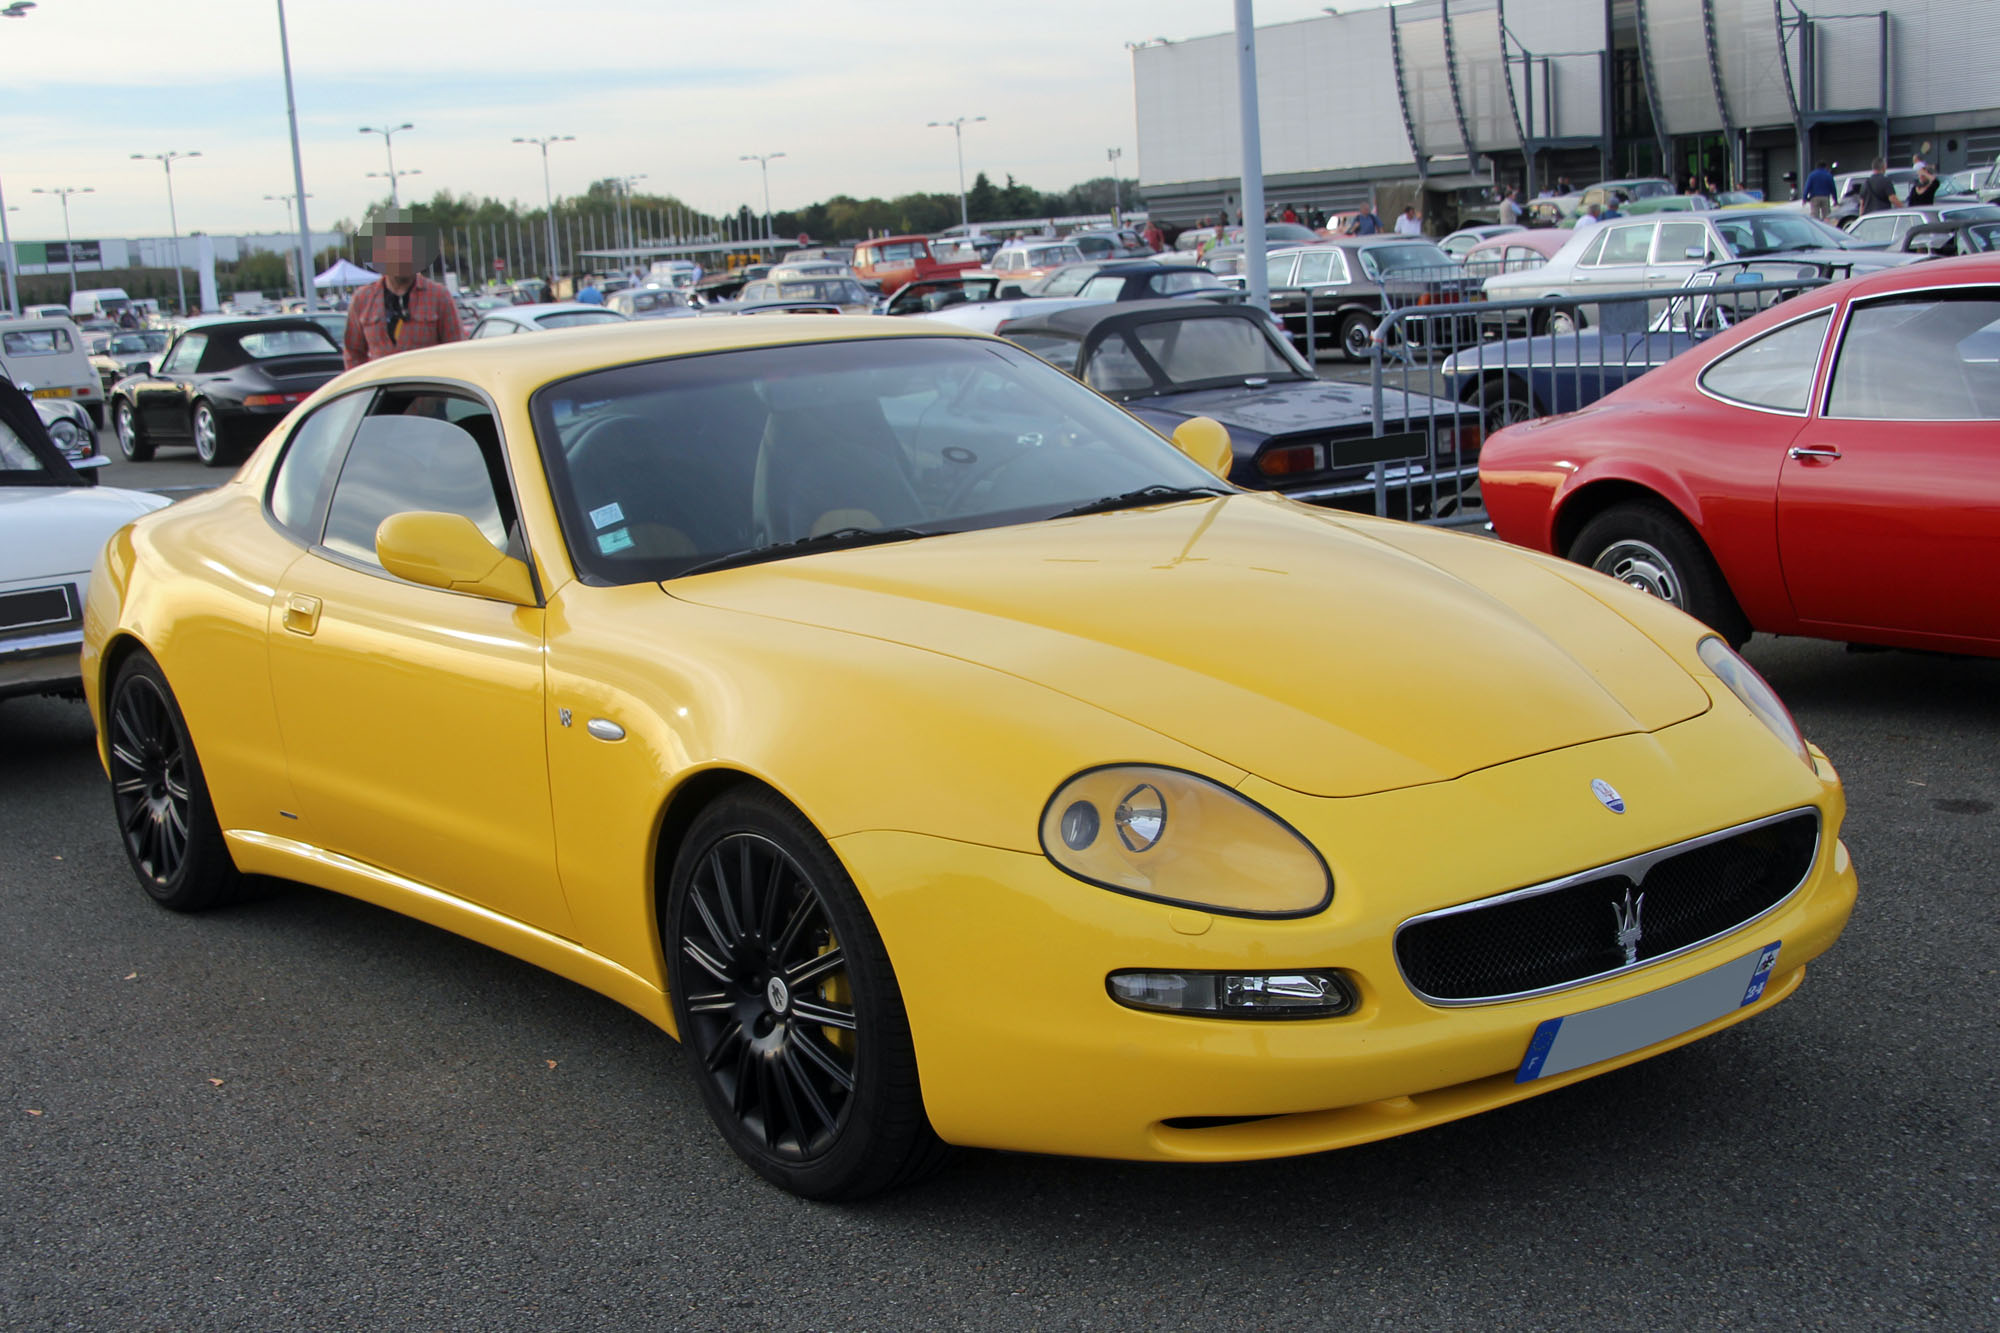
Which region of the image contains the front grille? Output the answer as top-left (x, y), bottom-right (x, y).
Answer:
top-left (1395, 810), bottom-right (1820, 1004)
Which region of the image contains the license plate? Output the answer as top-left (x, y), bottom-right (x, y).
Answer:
top-left (31, 387), bottom-right (74, 398)
top-left (1516, 941), bottom-right (1781, 1083)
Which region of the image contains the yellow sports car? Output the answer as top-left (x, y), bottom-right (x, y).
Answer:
top-left (82, 317), bottom-right (1857, 1199)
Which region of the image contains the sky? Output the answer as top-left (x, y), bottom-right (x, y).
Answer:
top-left (1, 0), bottom-right (1352, 242)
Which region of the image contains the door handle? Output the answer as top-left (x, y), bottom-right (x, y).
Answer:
top-left (1787, 446), bottom-right (1842, 461)
top-left (282, 593), bottom-right (322, 636)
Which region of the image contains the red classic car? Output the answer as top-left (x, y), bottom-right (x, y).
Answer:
top-left (1480, 254), bottom-right (2000, 656)
top-left (849, 235), bottom-right (982, 297)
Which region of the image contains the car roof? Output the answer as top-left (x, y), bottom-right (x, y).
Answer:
top-left (496, 302), bottom-right (627, 320)
top-left (997, 298), bottom-right (1259, 337)
top-left (328, 315), bottom-right (992, 401)
top-left (175, 315), bottom-right (332, 336)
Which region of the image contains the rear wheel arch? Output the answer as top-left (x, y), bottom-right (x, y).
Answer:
top-left (1552, 478), bottom-right (1694, 557)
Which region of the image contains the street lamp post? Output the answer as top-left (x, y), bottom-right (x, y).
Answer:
top-left (358, 121), bottom-right (415, 206)
top-left (31, 186), bottom-right (93, 297)
top-left (613, 174), bottom-right (646, 274)
top-left (132, 150), bottom-right (200, 315)
top-left (738, 152), bottom-right (785, 253)
top-left (1106, 147), bottom-right (1123, 221)
top-left (0, 0), bottom-right (35, 315)
top-left (926, 116), bottom-right (986, 231)
top-left (275, 0), bottom-right (316, 313)
top-left (514, 135), bottom-right (574, 280)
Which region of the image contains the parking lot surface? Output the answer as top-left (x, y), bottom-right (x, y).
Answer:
top-left (2, 632), bottom-right (1992, 1331)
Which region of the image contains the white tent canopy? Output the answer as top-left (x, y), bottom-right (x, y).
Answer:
top-left (314, 258), bottom-right (377, 288)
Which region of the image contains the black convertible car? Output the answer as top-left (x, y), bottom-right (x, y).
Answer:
top-left (997, 300), bottom-right (1478, 518)
top-left (109, 317), bottom-right (345, 466)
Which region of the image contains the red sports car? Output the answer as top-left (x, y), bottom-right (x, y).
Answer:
top-left (1480, 254), bottom-right (2000, 657)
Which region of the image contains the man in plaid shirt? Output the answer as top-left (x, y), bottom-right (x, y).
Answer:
top-left (343, 221), bottom-right (463, 368)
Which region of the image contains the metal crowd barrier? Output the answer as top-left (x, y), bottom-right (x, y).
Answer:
top-left (1343, 275), bottom-right (1830, 528)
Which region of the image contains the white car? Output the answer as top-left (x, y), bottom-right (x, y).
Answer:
top-left (1, 315), bottom-right (106, 428)
top-left (468, 303), bottom-right (631, 338)
top-left (1, 384), bottom-right (170, 701)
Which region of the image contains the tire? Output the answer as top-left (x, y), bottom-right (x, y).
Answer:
top-left (1466, 375), bottom-right (1542, 436)
top-left (1568, 501), bottom-right (1751, 646)
top-left (105, 652), bottom-right (244, 912)
top-left (114, 400), bottom-right (153, 462)
top-left (1338, 311), bottom-right (1377, 361)
top-left (191, 401), bottom-right (232, 467)
top-left (1542, 304), bottom-right (1584, 336)
top-left (665, 789), bottom-right (948, 1200)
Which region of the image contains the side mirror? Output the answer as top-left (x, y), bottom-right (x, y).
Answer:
top-left (1686, 246), bottom-right (1705, 260)
top-left (134, 363), bottom-right (153, 378)
top-left (375, 511), bottom-right (536, 606)
top-left (1171, 416), bottom-right (1235, 481)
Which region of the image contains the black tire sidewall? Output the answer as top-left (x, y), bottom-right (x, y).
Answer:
top-left (115, 400), bottom-right (152, 462)
top-left (1570, 502), bottom-right (1750, 644)
top-left (1339, 312), bottom-right (1375, 360)
top-left (107, 652), bottom-right (240, 911)
top-left (665, 789), bottom-right (933, 1200)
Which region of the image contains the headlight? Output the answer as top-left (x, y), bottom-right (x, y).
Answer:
top-left (1039, 765), bottom-right (1332, 917)
top-left (1697, 636), bottom-right (1812, 768)
top-left (47, 418), bottom-right (80, 447)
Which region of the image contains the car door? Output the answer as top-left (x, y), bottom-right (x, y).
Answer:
top-left (1776, 287), bottom-right (2000, 648)
top-left (138, 331), bottom-right (205, 437)
top-left (1648, 221), bottom-right (1714, 290)
top-left (264, 384), bottom-right (568, 933)
top-left (1575, 222), bottom-right (1656, 294)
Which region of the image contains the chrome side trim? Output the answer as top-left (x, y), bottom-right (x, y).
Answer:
top-left (1394, 806), bottom-right (1822, 1007)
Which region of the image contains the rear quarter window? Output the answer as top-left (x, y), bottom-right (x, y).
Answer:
top-left (1697, 310), bottom-right (1833, 413)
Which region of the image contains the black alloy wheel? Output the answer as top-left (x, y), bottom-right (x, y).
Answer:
top-left (106, 653), bottom-right (243, 911)
top-left (666, 790), bottom-right (946, 1199)
top-left (114, 399), bottom-right (153, 462)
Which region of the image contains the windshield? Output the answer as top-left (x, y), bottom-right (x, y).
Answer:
top-left (776, 280), bottom-right (869, 303)
top-left (108, 332), bottom-right (169, 355)
top-left (238, 328), bottom-right (338, 358)
top-left (532, 336), bottom-right (1229, 584)
top-left (1714, 212), bottom-right (1852, 255)
top-left (1361, 243), bottom-right (1454, 276)
top-left (537, 311), bottom-right (628, 329)
top-left (1088, 314), bottom-right (1309, 392)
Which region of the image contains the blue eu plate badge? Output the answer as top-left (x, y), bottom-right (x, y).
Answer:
top-left (1517, 942), bottom-right (1782, 1083)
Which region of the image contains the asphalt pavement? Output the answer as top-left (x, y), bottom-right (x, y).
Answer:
top-left (7, 441), bottom-right (1996, 1330)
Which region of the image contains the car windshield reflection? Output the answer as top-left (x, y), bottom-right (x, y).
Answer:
top-left (531, 336), bottom-right (1231, 584)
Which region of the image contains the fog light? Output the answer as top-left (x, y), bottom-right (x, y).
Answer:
top-left (1108, 969), bottom-right (1355, 1020)
top-left (1059, 800), bottom-right (1100, 851)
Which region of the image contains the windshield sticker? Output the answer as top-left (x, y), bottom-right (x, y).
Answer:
top-left (589, 501), bottom-right (625, 529)
top-left (597, 527), bottom-right (635, 554)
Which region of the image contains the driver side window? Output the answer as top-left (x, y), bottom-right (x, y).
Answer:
top-left (320, 391), bottom-right (514, 573)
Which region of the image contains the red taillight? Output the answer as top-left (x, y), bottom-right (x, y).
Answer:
top-left (1257, 443), bottom-right (1322, 476)
top-left (243, 392), bottom-right (309, 407)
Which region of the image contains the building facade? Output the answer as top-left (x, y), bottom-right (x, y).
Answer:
top-left (1134, 0), bottom-right (2000, 225)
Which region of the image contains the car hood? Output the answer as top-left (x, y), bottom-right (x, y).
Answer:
top-left (667, 496), bottom-right (1710, 797)
top-left (0, 485), bottom-right (171, 579)
top-left (1130, 380), bottom-right (1457, 435)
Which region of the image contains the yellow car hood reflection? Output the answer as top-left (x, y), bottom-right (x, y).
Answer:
top-left (670, 495), bottom-right (1710, 797)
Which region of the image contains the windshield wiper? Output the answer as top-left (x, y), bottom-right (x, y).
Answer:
top-left (673, 526), bottom-right (942, 578)
top-left (1049, 484), bottom-right (1232, 520)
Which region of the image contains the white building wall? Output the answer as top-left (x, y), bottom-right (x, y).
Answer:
top-left (1712, 0), bottom-right (1794, 127)
top-left (1499, 0), bottom-right (1606, 139)
top-left (1643, 0), bottom-right (1725, 135)
top-left (1134, 11), bottom-right (1409, 188)
top-left (1449, 0), bottom-right (1520, 152)
top-left (1397, 5), bottom-right (1469, 157)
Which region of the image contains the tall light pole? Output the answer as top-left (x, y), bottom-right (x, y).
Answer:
top-left (1106, 147), bottom-right (1124, 221)
top-left (276, 0), bottom-right (317, 313)
top-left (132, 151), bottom-right (200, 315)
top-left (739, 152), bottom-right (785, 252)
top-left (613, 173), bottom-right (646, 271)
top-left (358, 121), bottom-right (415, 206)
top-left (926, 116), bottom-right (985, 231)
top-left (265, 192), bottom-right (313, 234)
top-left (31, 186), bottom-right (92, 296)
top-left (514, 135), bottom-right (574, 279)
top-left (0, 0), bottom-right (35, 315)
top-left (366, 166), bottom-right (421, 203)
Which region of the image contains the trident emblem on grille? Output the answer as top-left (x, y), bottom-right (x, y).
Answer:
top-left (1612, 888), bottom-right (1646, 966)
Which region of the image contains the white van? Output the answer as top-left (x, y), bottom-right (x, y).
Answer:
top-left (0, 317), bottom-right (106, 426)
top-left (69, 287), bottom-right (133, 321)
top-left (646, 260), bottom-right (702, 289)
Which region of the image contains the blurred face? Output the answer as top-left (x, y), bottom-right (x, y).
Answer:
top-left (377, 232), bottom-right (416, 281)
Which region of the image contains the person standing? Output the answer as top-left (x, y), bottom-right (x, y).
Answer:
top-left (1857, 158), bottom-right (1900, 214)
top-left (1573, 202), bottom-right (1605, 232)
top-left (1346, 204), bottom-right (1382, 236)
top-left (1907, 165), bottom-right (1940, 206)
top-left (343, 219), bottom-right (464, 370)
top-left (1803, 161), bottom-right (1837, 220)
top-left (575, 275), bottom-right (604, 304)
top-left (1498, 187), bottom-right (1522, 226)
top-left (1393, 205), bottom-right (1424, 236)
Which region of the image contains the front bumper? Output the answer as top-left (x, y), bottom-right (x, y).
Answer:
top-left (0, 633), bottom-right (83, 699)
top-left (836, 706), bottom-right (1855, 1162)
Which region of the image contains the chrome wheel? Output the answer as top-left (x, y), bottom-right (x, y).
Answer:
top-left (108, 673), bottom-right (193, 887)
top-left (1592, 538), bottom-right (1685, 608)
top-left (676, 832), bottom-right (858, 1163)
top-left (114, 401), bottom-right (150, 461)
top-left (192, 404), bottom-right (220, 464)
top-left (1546, 307), bottom-right (1582, 336)
top-left (1340, 313), bottom-right (1376, 360)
